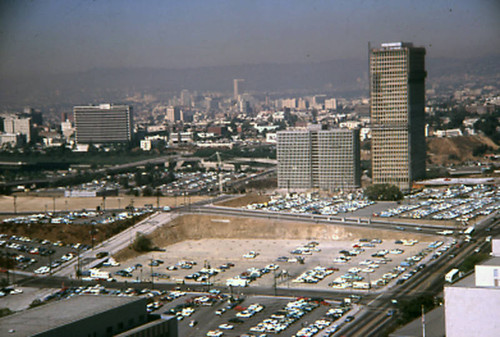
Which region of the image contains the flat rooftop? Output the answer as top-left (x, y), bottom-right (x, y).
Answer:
top-left (479, 256), bottom-right (500, 266)
top-left (449, 273), bottom-right (476, 288)
top-left (0, 295), bottom-right (142, 337)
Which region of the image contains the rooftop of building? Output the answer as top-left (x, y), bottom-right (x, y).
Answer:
top-left (371, 41), bottom-right (426, 52)
top-left (478, 256), bottom-right (500, 267)
top-left (449, 272), bottom-right (477, 288)
top-left (0, 295), bottom-right (144, 337)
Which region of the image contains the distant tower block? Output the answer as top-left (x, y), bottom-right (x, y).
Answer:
top-left (233, 79), bottom-right (244, 100)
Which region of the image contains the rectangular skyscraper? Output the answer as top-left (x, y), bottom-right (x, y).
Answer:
top-left (277, 129), bottom-right (360, 191)
top-left (74, 104), bottom-right (133, 144)
top-left (370, 42), bottom-right (426, 191)
top-left (166, 106), bottom-right (182, 123)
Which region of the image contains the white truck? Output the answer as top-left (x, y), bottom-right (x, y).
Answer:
top-left (445, 268), bottom-right (461, 283)
top-left (226, 278), bottom-right (249, 287)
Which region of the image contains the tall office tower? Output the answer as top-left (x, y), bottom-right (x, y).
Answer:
top-left (277, 128), bottom-right (360, 191)
top-left (73, 104), bottom-right (133, 144)
top-left (282, 98), bottom-right (297, 109)
top-left (166, 106), bottom-right (182, 123)
top-left (325, 98), bottom-right (337, 110)
top-left (370, 42), bottom-right (426, 191)
top-left (180, 89), bottom-right (191, 107)
top-left (233, 79), bottom-right (244, 100)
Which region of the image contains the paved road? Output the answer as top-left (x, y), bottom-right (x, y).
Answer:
top-left (336, 213), bottom-right (500, 337)
top-left (51, 194), bottom-right (234, 277)
top-left (184, 205), bottom-right (455, 234)
top-left (16, 200), bottom-right (499, 336)
top-left (53, 211), bottom-right (179, 277)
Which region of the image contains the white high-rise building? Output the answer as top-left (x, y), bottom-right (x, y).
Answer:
top-left (325, 98), bottom-right (337, 110)
top-left (3, 116), bottom-right (32, 143)
top-left (74, 104), bottom-right (133, 144)
top-left (277, 128), bottom-right (360, 191)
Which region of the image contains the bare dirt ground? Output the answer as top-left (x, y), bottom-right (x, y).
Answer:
top-left (0, 195), bottom-right (209, 214)
top-left (114, 214), bottom-right (433, 262)
top-left (427, 135), bottom-right (498, 165)
top-left (109, 215), bottom-right (441, 291)
top-left (215, 193), bottom-right (271, 208)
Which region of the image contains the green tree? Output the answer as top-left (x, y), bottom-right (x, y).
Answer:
top-left (474, 113), bottom-right (500, 145)
top-left (397, 294), bottom-right (437, 325)
top-left (142, 186), bottom-right (154, 196)
top-left (0, 308), bottom-right (13, 318)
top-left (364, 184), bottom-right (403, 201)
top-left (132, 232), bottom-right (153, 252)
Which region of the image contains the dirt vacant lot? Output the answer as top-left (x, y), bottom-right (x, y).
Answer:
top-left (215, 193), bottom-right (271, 208)
top-left (115, 214), bottom-right (433, 261)
top-left (0, 195), bottom-right (209, 214)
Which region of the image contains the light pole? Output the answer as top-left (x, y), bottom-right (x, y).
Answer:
top-left (150, 256), bottom-right (155, 289)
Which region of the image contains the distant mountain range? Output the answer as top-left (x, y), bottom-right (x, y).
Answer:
top-left (0, 55), bottom-right (498, 108)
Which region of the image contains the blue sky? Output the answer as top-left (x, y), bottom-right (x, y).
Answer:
top-left (0, 0), bottom-right (499, 77)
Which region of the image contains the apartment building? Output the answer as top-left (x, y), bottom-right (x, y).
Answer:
top-left (277, 128), bottom-right (360, 191)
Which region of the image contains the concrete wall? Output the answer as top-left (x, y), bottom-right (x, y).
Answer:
top-left (475, 265), bottom-right (500, 287)
top-left (492, 238), bottom-right (500, 257)
top-left (444, 285), bottom-right (500, 337)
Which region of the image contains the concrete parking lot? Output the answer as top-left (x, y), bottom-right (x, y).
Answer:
top-left (157, 293), bottom-right (357, 337)
top-left (105, 235), bottom-right (449, 293)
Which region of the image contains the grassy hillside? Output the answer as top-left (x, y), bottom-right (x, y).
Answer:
top-left (427, 135), bottom-right (498, 165)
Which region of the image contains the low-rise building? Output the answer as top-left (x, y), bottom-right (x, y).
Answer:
top-left (0, 295), bottom-right (178, 337)
top-left (444, 236), bottom-right (500, 337)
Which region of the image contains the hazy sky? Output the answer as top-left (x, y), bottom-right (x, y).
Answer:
top-left (1, 0), bottom-right (499, 77)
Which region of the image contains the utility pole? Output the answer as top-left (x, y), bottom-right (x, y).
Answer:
top-left (13, 196), bottom-right (17, 214)
top-left (77, 246), bottom-right (81, 280)
top-left (273, 268), bottom-right (277, 296)
top-left (52, 197), bottom-right (56, 214)
top-left (216, 151), bottom-right (223, 194)
top-left (422, 305), bottom-right (426, 337)
top-left (150, 256), bottom-right (154, 289)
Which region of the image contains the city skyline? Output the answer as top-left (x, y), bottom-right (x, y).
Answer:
top-left (1, 0), bottom-right (499, 79)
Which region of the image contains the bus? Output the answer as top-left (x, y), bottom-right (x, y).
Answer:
top-left (445, 268), bottom-right (461, 283)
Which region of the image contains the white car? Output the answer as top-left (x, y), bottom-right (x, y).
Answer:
top-left (206, 330), bottom-right (223, 337)
top-left (34, 266), bottom-right (50, 274)
top-left (218, 324), bottom-right (234, 330)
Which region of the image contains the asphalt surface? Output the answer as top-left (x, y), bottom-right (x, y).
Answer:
top-left (53, 211), bottom-right (179, 277)
top-left (185, 205), bottom-right (455, 234)
top-left (7, 198), bottom-right (499, 337)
